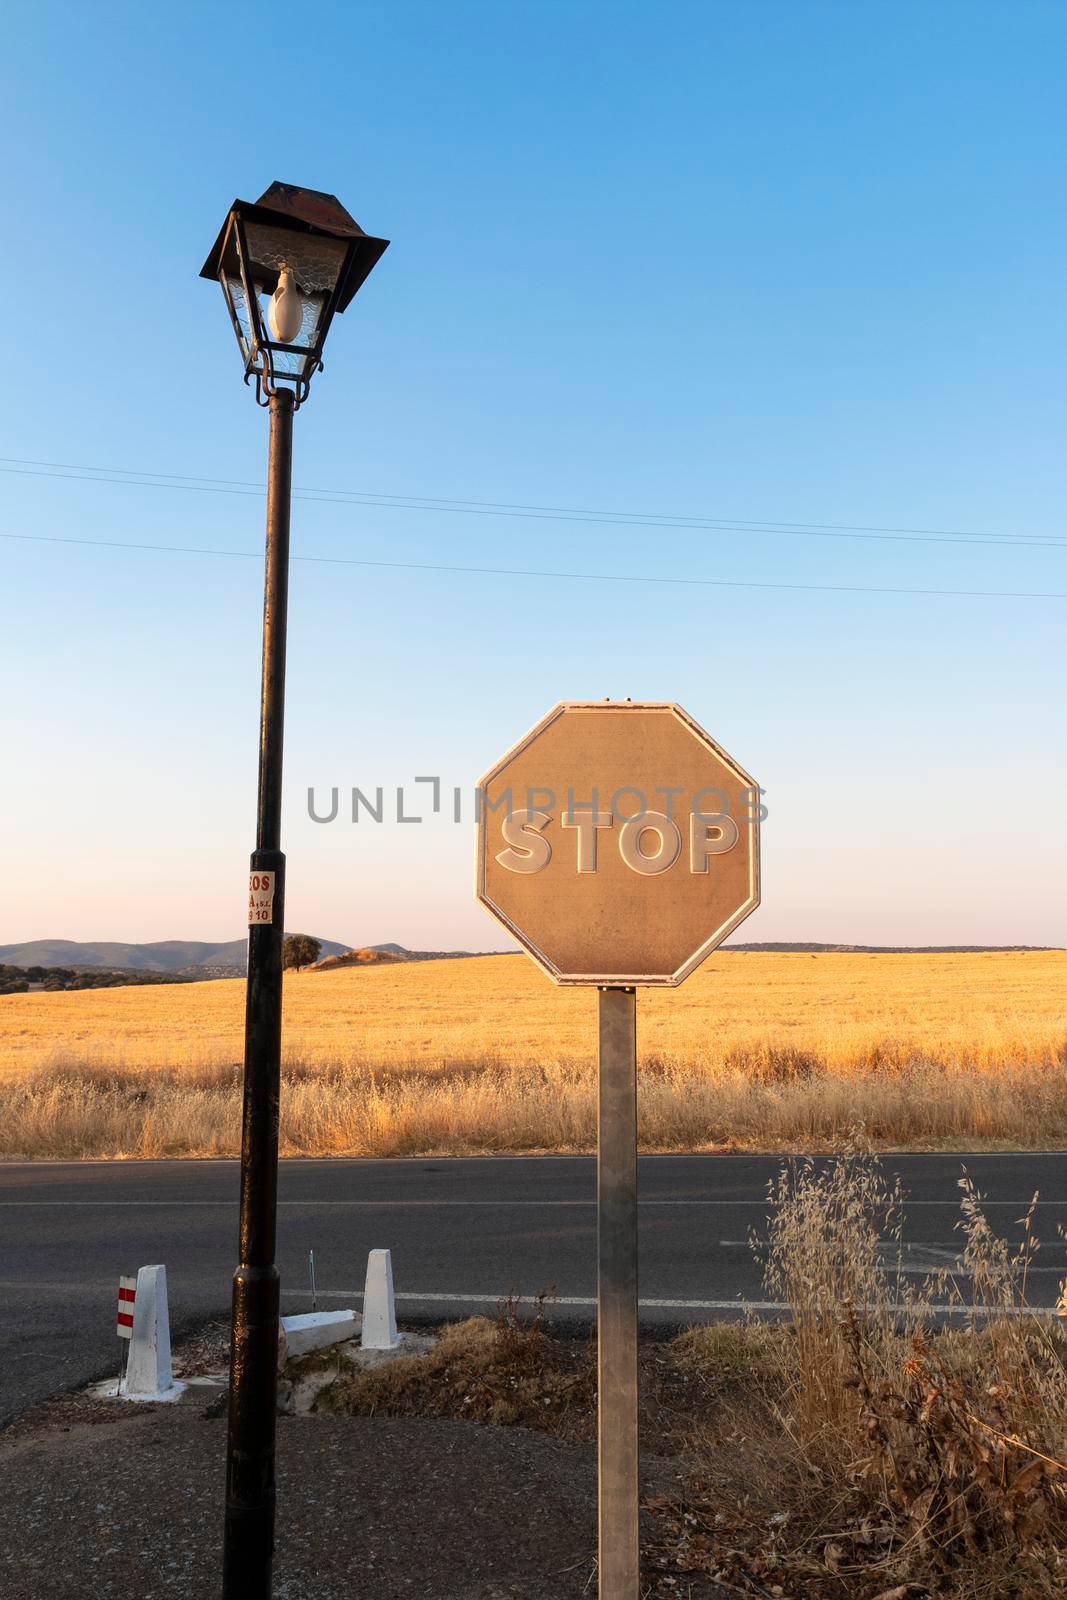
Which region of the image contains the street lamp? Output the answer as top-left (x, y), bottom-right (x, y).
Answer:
top-left (201, 182), bottom-right (388, 1599)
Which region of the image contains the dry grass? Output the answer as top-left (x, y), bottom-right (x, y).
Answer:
top-left (0, 951), bottom-right (1064, 1159)
top-left (651, 1154), bottom-right (1067, 1598)
top-left (317, 1294), bottom-right (595, 1437)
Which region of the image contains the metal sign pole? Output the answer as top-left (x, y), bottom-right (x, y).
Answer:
top-left (597, 985), bottom-right (640, 1600)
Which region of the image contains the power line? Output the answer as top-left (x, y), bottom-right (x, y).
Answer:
top-left (2, 529), bottom-right (1063, 602)
top-left (0, 456), bottom-right (1063, 552)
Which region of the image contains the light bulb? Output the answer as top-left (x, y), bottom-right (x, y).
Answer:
top-left (267, 265), bottom-right (303, 343)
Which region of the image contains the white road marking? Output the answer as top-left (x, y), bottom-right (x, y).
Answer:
top-left (10, 1153), bottom-right (1064, 1169)
top-left (719, 1239), bottom-right (1066, 1274)
top-left (0, 1281), bottom-right (1057, 1314)
top-left (300, 1288), bottom-right (1059, 1317)
top-left (0, 1197), bottom-right (1062, 1208)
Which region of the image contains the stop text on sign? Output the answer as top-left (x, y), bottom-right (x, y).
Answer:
top-left (498, 804), bottom-right (741, 876)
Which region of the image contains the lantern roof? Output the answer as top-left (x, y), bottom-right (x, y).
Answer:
top-left (200, 182), bottom-right (389, 312)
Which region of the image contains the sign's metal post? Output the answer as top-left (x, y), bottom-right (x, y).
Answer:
top-left (597, 984), bottom-right (640, 1600)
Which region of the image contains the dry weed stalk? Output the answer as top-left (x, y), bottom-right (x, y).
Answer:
top-left (752, 1153), bottom-right (1067, 1595)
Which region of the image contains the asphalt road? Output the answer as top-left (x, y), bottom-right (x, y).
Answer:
top-left (1, 1152), bottom-right (1064, 1427)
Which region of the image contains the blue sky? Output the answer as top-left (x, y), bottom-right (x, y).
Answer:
top-left (1, 0), bottom-right (1064, 950)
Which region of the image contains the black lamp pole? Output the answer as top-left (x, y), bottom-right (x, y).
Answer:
top-left (201, 183), bottom-right (387, 1600)
top-left (223, 384), bottom-right (294, 1598)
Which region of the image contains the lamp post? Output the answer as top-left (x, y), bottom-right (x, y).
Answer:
top-left (201, 182), bottom-right (387, 1599)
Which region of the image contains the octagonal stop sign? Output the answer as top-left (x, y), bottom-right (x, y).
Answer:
top-left (476, 701), bottom-right (760, 985)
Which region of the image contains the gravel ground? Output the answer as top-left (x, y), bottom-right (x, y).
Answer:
top-left (0, 1402), bottom-right (669, 1599)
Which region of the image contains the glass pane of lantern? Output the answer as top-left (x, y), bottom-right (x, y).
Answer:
top-left (221, 272), bottom-right (253, 363)
top-left (243, 223), bottom-right (349, 296)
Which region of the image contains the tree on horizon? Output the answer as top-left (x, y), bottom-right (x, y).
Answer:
top-left (283, 934), bottom-right (321, 971)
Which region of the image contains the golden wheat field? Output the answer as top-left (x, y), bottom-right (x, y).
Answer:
top-left (1, 950), bottom-right (1064, 1159)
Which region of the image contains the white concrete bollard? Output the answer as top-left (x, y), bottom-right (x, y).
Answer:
top-left (121, 1264), bottom-right (185, 1401)
top-left (279, 1309), bottom-right (360, 1363)
top-left (361, 1249), bottom-right (400, 1350)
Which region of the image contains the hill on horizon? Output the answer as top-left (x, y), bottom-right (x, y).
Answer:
top-left (0, 936), bottom-right (1056, 976)
top-left (0, 936), bottom-right (352, 974)
top-left (0, 937), bottom-right (499, 975)
top-left (314, 944), bottom-right (483, 971)
top-left (724, 941), bottom-right (1059, 954)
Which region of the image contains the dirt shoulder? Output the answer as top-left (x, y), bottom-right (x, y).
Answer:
top-left (0, 1398), bottom-right (725, 1600)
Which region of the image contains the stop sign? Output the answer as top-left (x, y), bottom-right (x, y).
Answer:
top-left (476, 701), bottom-right (760, 985)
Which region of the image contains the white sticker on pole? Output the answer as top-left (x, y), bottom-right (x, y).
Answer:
top-left (248, 871), bottom-right (276, 926)
top-left (117, 1275), bottom-right (136, 1339)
